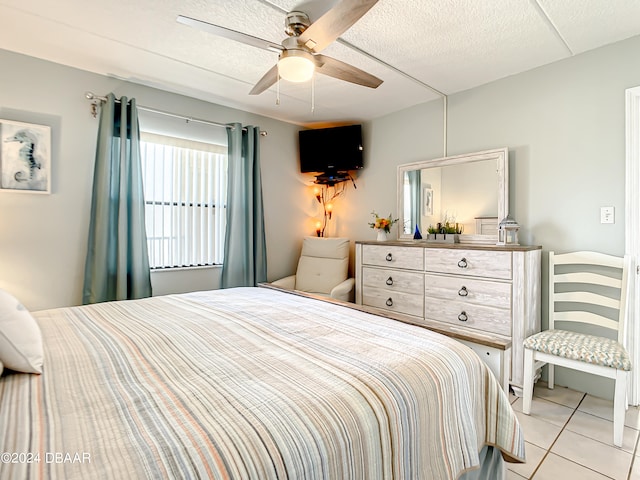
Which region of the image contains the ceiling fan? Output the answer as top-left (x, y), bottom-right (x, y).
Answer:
top-left (177, 0), bottom-right (383, 95)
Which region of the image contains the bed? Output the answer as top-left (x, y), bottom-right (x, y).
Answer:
top-left (0, 287), bottom-right (524, 479)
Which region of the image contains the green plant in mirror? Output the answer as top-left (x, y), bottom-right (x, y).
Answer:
top-left (429, 215), bottom-right (463, 235)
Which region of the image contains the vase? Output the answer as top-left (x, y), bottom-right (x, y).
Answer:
top-left (376, 230), bottom-right (388, 241)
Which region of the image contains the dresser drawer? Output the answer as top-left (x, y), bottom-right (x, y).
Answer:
top-left (424, 274), bottom-right (511, 309)
top-left (425, 248), bottom-right (512, 280)
top-left (362, 267), bottom-right (424, 295)
top-left (362, 286), bottom-right (424, 317)
top-left (362, 244), bottom-right (424, 271)
top-left (424, 299), bottom-right (511, 336)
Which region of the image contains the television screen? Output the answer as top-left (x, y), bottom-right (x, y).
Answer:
top-left (299, 125), bottom-right (363, 173)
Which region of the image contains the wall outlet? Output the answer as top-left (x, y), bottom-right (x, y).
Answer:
top-left (600, 206), bottom-right (615, 224)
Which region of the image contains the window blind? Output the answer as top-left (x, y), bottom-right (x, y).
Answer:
top-left (140, 133), bottom-right (227, 269)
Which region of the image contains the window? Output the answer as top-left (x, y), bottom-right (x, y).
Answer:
top-left (140, 132), bottom-right (227, 269)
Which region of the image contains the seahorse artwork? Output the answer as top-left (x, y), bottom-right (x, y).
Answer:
top-left (0, 119), bottom-right (50, 192)
top-left (4, 129), bottom-right (41, 182)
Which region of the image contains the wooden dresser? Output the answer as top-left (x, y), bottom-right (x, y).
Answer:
top-left (355, 240), bottom-right (541, 394)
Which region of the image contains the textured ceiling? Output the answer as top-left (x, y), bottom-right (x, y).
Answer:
top-left (1, 0), bottom-right (639, 126)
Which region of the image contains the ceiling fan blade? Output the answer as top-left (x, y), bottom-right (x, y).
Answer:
top-left (249, 65), bottom-right (279, 95)
top-left (298, 0), bottom-right (379, 53)
top-left (315, 54), bottom-right (382, 89)
top-left (177, 15), bottom-right (283, 53)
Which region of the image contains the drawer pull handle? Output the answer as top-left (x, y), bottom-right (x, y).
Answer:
top-left (458, 286), bottom-right (468, 297)
top-left (386, 277), bottom-right (394, 286)
top-left (386, 298), bottom-right (394, 307)
top-left (458, 311), bottom-right (468, 322)
top-left (385, 253), bottom-right (393, 262)
top-left (457, 257), bottom-right (468, 268)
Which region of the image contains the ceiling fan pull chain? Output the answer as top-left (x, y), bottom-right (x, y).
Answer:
top-left (276, 74), bottom-right (280, 106)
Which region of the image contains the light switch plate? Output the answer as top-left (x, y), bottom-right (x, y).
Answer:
top-left (601, 206), bottom-right (615, 224)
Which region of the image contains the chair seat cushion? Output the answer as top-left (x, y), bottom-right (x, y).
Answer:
top-left (524, 329), bottom-right (631, 371)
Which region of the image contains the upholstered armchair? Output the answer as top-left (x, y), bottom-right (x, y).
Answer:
top-left (271, 237), bottom-right (355, 302)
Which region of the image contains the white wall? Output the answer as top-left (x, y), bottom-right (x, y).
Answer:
top-left (0, 49), bottom-right (303, 311)
top-left (341, 36), bottom-right (640, 248)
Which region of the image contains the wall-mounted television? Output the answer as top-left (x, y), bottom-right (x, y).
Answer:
top-left (298, 125), bottom-right (364, 174)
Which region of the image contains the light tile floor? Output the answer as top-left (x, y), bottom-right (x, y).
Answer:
top-left (507, 383), bottom-right (640, 479)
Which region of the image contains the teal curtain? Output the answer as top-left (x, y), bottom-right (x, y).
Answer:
top-left (407, 169), bottom-right (421, 233)
top-left (220, 124), bottom-right (267, 288)
top-left (82, 93), bottom-right (152, 304)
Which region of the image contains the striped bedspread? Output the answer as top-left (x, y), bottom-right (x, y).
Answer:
top-left (0, 287), bottom-right (524, 479)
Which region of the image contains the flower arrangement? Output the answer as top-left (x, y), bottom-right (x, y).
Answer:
top-left (368, 211), bottom-right (398, 233)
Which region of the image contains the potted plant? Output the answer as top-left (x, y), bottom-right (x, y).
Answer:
top-left (426, 216), bottom-right (462, 243)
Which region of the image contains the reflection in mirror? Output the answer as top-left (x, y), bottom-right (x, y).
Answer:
top-left (397, 148), bottom-right (508, 244)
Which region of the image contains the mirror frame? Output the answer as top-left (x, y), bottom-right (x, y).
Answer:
top-left (396, 147), bottom-right (509, 244)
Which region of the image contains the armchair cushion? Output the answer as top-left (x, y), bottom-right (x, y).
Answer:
top-left (295, 237), bottom-right (349, 296)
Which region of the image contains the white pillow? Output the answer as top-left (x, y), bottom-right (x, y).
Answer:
top-left (0, 289), bottom-right (43, 373)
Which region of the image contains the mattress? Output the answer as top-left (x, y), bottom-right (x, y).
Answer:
top-left (0, 287), bottom-right (524, 479)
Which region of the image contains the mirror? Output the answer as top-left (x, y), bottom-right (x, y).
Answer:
top-left (397, 148), bottom-right (509, 244)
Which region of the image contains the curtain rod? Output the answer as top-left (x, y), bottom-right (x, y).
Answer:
top-left (84, 92), bottom-right (267, 136)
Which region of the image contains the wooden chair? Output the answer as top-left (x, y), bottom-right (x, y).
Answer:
top-left (522, 251), bottom-right (631, 447)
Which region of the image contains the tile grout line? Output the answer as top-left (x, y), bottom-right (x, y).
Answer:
top-left (627, 428), bottom-right (640, 480)
top-left (528, 392), bottom-right (587, 479)
top-left (519, 389), bottom-right (639, 479)
top-left (553, 400), bottom-right (637, 479)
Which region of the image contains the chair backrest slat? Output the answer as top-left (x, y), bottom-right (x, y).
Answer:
top-left (554, 272), bottom-right (622, 289)
top-left (554, 291), bottom-right (622, 310)
top-left (548, 251), bottom-right (629, 344)
top-left (552, 250), bottom-right (624, 269)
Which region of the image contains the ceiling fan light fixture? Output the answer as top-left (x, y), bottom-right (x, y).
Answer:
top-left (278, 49), bottom-right (315, 83)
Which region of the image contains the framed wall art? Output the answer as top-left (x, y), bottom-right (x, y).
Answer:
top-left (423, 187), bottom-right (434, 216)
top-left (0, 119), bottom-right (51, 194)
